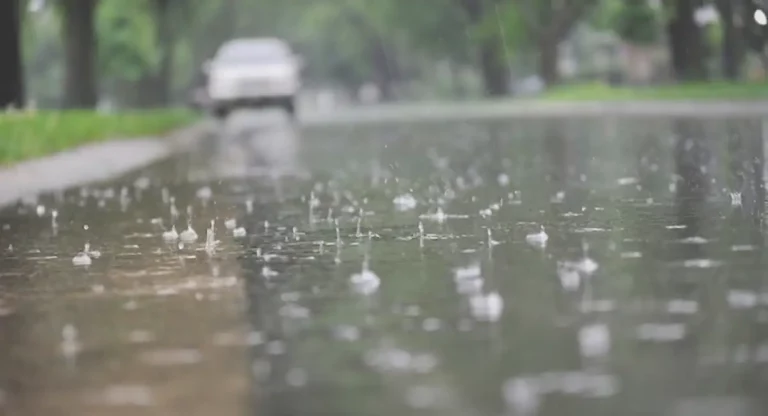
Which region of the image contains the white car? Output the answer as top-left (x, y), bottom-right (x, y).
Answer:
top-left (204, 38), bottom-right (302, 118)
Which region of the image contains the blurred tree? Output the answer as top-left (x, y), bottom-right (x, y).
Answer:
top-left (97, 0), bottom-right (213, 107)
top-left (665, 0), bottom-right (708, 81)
top-left (150, 0), bottom-right (174, 105)
top-left (98, 1), bottom-right (158, 83)
top-left (742, 0), bottom-right (768, 73)
top-left (342, 2), bottom-right (402, 100)
top-left (459, 0), bottom-right (508, 96)
top-left (97, 0), bottom-right (158, 106)
top-left (59, 0), bottom-right (99, 108)
top-left (0, 0), bottom-right (25, 108)
top-left (23, 1), bottom-right (64, 107)
top-left (145, 0), bottom-right (200, 106)
top-left (714, 0), bottom-right (746, 80)
top-left (517, 0), bottom-right (601, 85)
top-left (283, 0), bottom-right (403, 99)
top-left (614, 0), bottom-right (660, 44)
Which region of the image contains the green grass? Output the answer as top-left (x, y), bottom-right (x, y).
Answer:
top-left (0, 109), bottom-right (197, 165)
top-left (541, 81), bottom-right (768, 101)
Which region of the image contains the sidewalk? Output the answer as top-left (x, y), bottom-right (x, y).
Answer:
top-left (0, 120), bottom-right (213, 208)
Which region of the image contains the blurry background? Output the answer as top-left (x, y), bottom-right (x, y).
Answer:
top-left (6, 0), bottom-right (768, 111)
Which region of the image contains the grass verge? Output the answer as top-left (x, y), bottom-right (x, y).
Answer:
top-left (541, 81), bottom-right (768, 101)
top-left (0, 109), bottom-right (198, 165)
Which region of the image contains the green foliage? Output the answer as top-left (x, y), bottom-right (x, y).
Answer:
top-left (0, 109), bottom-right (197, 164)
top-left (291, 0), bottom-right (379, 86)
top-left (613, 0), bottom-right (659, 45)
top-left (472, 1), bottom-right (528, 51)
top-left (589, 0), bottom-right (624, 31)
top-left (31, 0), bottom-right (744, 105)
top-left (23, 5), bottom-right (63, 106)
top-left (542, 81), bottom-right (768, 101)
top-left (97, 0), bottom-right (159, 82)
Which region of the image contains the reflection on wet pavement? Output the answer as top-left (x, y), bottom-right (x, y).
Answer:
top-left (2, 109), bottom-right (768, 415)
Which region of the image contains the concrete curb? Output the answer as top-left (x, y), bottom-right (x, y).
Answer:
top-left (0, 119), bottom-right (214, 208)
top-left (300, 100), bottom-right (768, 126)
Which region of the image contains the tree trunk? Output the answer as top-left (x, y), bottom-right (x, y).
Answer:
top-left (479, 39), bottom-right (507, 96)
top-left (459, 0), bottom-right (507, 96)
top-left (0, 0), bottom-right (24, 109)
top-left (448, 61), bottom-right (466, 98)
top-left (153, 0), bottom-right (174, 106)
top-left (667, 0), bottom-right (707, 82)
top-left (61, 0), bottom-right (99, 109)
top-left (520, 0), bottom-right (597, 86)
top-left (371, 38), bottom-right (396, 101)
top-left (716, 0), bottom-right (745, 80)
top-left (538, 36), bottom-right (560, 86)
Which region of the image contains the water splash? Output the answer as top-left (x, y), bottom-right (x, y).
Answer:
top-left (418, 221), bottom-right (425, 248)
top-left (72, 241), bottom-right (96, 266)
top-left (51, 209), bottom-right (59, 234)
top-left (487, 228), bottom-right (501, 247)
top-left (161, 187), bottom-right (170, 204)
top-left (205, 220), bottom-right (220, 254)
top-left (308, 191), bottom-right (320, 224)
top-left (355, 208), bottom-right (364, 238)
top-left (453, 263), bottom-right (483, 295)
top-left (557, 261), bottom-right (580, 291)
top-left (180, 224), bottom-right (198, 243)
top-left (196, 186), bottom-right (212, 201)
top-left (579, 323), bottom-right (611, 358)
top-left (469, 291), bottom-right (504, 322)
top-left (233, 226), bottom-right (247, 238)
top-left (575, 241), bottom-right (599, 274)
top-left (350, 240), bottom-right (380, 295)
top-left (84, 242), bottom-right (101, 258)
top-left (393, 193), bottom-right (417, 211)
top-left (61, 323), bottom-right (81, 368)
top-left (502, 377), bottom-right (540, 416)
top-left (162, 226), bottom-right (179, 242)
top-left (335, 218), bottom-right (342, 246)
top-left (170, 197), bottom-right (179, 220)
top-left (72, 251), bottom-right (92, 267)
top-left (525, 225), bottom-right (548, 248)
top-left (730, 191), bottom-right (742, 207)
top-left (419, 207), bottom-right (447, 223)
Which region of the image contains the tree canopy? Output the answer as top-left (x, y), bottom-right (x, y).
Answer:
top-left (12, 0), bottom-right (768, 108)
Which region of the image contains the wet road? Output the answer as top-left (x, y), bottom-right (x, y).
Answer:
top-left (2, 109), bottom-right (768, 415)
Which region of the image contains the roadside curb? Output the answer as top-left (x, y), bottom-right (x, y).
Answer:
top-left (300, 100), bottom-right (768, 126)
top-left (0, 119), bottom-right (214, 209)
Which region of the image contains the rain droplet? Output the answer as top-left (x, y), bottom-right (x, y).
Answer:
top-left (579, 323), bottom-right (611, 358)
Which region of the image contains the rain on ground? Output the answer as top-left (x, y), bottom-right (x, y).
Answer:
top-left (2, 110), bottom-right (768, 416)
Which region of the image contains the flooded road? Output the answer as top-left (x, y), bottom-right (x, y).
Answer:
top-left (2, 109), bottom-right (768, 415)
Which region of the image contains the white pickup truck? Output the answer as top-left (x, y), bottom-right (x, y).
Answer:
top-left (204, 38), bottom-right (302, 119)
